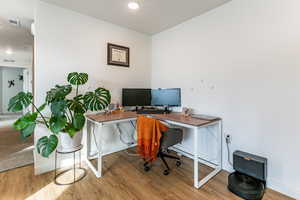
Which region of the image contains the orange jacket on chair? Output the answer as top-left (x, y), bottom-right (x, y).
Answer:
top-left (137, 116), bottom-right (168, 162)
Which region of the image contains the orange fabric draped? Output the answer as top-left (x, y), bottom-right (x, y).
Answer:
top-left (137, 116), bottom-right (168, 162)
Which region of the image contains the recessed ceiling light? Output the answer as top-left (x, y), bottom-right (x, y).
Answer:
top-left (128, 2), bottom-right (139, 10)
top-left (5, 49), bottom-right (13, 55)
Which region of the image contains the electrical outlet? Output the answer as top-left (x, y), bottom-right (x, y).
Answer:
top-left (226, 134), bottom-right (231, 144)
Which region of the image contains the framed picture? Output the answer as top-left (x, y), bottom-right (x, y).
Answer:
top-left (107, 43), bottom-right (130, 67)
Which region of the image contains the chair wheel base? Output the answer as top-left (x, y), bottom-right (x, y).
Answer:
top-left (176, 161), bottom-right (182, 167)
top-left (144, 166), bottom-right (150, 172)
top-left (163, 170), bottom-right (170, 176)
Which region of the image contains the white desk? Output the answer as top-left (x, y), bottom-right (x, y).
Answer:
top-left (86, 112), bottom-right (222, 189)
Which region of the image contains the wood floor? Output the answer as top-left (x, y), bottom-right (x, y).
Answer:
top-left (0, 149), bottom-right (294, 200)
top-left (0, 124), bottom-right (33, 159)
top-left (0, 124), bottom-right (33, 172)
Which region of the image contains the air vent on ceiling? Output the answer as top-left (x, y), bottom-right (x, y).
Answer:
top-left (8, 19), bottom-right (21, 27)
top-left (3, 59), bottom-right (15, 63)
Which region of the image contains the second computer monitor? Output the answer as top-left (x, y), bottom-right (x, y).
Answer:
top-left (151, 88), bottom-right (181, 107)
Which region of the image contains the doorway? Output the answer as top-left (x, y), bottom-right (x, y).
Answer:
top-left (0, 11), bottom-right (34, 172)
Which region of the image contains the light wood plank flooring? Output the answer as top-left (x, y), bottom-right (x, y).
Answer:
top-left (0, 149), bottom-right (294, 200)
top-left (0, 124), bottom-right (33, 172)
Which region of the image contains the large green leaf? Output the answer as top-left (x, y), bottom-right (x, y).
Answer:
top-left (46, 85), bottom-right (72, 104)
top-left (21, 123), bottom-right (36, 139)
top-left (64, 124), bottom-right (78, 137)
top-left (13, 118), bottom-right (29, 131)
top-left (8, 92), bottom-right (33, 112)
top-left (36, 135), bottom-right (58, 158)
top-left (13, 112), bottom-right (37, 130)
top-left (37, 103), bottom-right (47, 112)
top-left (67, 96), bottom-right (86, 114)
top-left (73, 113), bottom-right (85, 130)
top-left (84, 88), bottom-right (111, 111)
top-left (49, 116), bottom-right (67, 133)
top-left (67, 72), bottom-right (88, 86)
top-left (13, 112), bottom-right (38, 139)
top-left (50, 100), bottom-right (67, 116)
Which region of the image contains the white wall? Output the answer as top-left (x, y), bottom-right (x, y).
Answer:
top-left (34, 1), bottom-right (151, 174)
top-left (0, 67), bottom-right (24, 114)
top-left (152, 0), bottom-right (300, 198)
top-left (0, 69), bottom-right (2, 113)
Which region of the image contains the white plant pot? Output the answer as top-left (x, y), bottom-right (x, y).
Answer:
top-left (59, 131), bottom-right (83, 152)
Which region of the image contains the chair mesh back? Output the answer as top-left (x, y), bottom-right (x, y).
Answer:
top-left (160, 128), bottom-right (183, 150)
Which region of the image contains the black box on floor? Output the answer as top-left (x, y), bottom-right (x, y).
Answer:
top-left (233, 151), bottom-right (267, 181)
top-left (228, 151), bottom-right (267, 200)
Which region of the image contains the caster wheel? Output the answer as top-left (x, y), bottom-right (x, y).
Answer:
top-left (176, 161), bottom-right (182, 167)
top-left (144, 166), bottom-right (150, 172)
top-left (143, 162), bottom-right (148, 167)
top-left (163, 170), bottom-right (170, 176)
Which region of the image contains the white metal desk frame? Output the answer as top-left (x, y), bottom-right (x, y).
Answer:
top-left (86, 116), bottom-right (223, 189)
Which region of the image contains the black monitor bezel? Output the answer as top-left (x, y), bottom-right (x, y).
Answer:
top-left (122, 88), bottom-right (152, 107)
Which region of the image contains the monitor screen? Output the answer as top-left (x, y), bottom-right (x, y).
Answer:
top-left (122, 88), bottom-right (151, 106)
top-left (151, 88), bottom-right (181, 107)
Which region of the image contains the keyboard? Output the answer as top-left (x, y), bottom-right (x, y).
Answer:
top-left (136, 109), bottom-right (167, 114)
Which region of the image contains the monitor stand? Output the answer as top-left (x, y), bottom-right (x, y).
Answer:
top-left (164, 106), bottom-right (171, 114)
top-left (135, 106), bottom-right (140, 112)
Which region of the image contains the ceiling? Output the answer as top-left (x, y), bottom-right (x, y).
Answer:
top-left (0, 0), bottom-right (35, 30)
top-left (0, 17), bottom-right (33, 60)
top-left (42, 0), bottom-right (231, 35)
top-left (0, 0), bottom-right (34, 67)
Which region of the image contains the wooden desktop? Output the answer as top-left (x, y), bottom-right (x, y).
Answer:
top-left (87, 111), bottom-right (219, 127)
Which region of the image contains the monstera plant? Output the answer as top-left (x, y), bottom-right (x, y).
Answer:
top-left (8, 72), bottom-right (111, 157)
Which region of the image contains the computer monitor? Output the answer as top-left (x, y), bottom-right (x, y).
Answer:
top-left (151, 88), bottom-right (181, 107)
top-left (122, 88), bottom-right (151, 106)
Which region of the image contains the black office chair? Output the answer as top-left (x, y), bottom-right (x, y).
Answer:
top-left (144, 128), bottom-right (183, 175)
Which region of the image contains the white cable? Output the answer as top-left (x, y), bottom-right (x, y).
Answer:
top-left (89, 124), bottom-right (101, 158)
top-left (226, 140), bottom-right (233, 166)
top-left (116, 123), bottom-right (139, 156)
top-left (116, 124), bottom-right (134, 145)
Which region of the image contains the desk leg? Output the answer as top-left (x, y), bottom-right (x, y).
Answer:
top-left (198, 121), bottom-right (222, 187)
top-left (197, 122), bottom-right (222, 188)
top-left (86, 120), bottom-right (91, 158)
top-left (85, 120), bottom-right (102, 178)
top-left (97, 130), bottom-right (103, 177)
top-left (193, 123), bottom-right (222, 189)
top-left (193, 127), bottom-right (199, 188)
